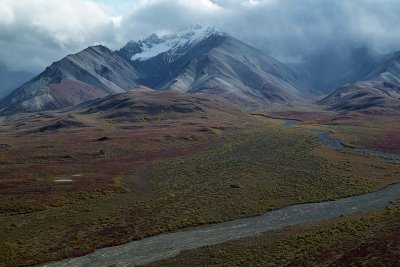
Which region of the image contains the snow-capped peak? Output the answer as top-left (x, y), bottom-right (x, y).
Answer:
top-left (124, 25), bottom-right (225, 62)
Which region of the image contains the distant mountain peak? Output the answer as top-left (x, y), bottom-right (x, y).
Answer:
top-left (319, 80), bottom-right (400, 113)
top-left (160, 24), bottom-right (223, 43)
top-left (1, 26), bottom-right (308, 114)
top-left (120, 25), bottom-right (226, 63)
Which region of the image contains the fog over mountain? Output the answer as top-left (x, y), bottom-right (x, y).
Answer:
top-left (0, 63), bottom-right (34, 99)
top-left (1, 0), bottom-right (400, 73)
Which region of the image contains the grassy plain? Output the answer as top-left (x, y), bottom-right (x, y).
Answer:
top-left (268, 106), bottom-right (400, 153)
top-left (1, 101), bottom-right (400, 266)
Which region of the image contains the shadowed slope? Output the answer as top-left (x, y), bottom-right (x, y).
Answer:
top-left (0, 46), bottom-right (140, 115)
top-left (319, 81), bottom-right (400, 113)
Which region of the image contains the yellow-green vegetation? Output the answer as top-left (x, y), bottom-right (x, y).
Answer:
top-left (0, 187), bottom-right (126, 214)
top-left (112, 175), bottom-right (124, 188)
top-left (149, 204), bottom-right (400, 266)
top-left (326, 117), bottom-right (400, 153)
top-left (137, 125), bottom-right (383, 220)
top-left (265, 108), bottom-right (400, 153)
top-left (1, 119), bottom-right (400, 266)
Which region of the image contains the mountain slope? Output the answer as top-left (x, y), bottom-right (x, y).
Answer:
top-left (295, 46), bottom-right (383, 93)
top-left (362, 51), bottom-right (400, 86)
top-left (119, 25), bottom-right (308, 108)
top-left (298, 45), bottom-right (400, 94)
top-left (319, 81), bottom-right (400, 113)
top-left (1, 26), bottom-right (308, 115)
top-left (316, 48), bottom-right (400, 113)
top-left (0, 46), bottom-right (140, 115)
top-left (0, 64), bottom-right (35, 99)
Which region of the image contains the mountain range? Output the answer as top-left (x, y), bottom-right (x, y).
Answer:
top-left (1, 25), bottom-right (400, 115)
top-left (315, 47), bottom-right (400, 113)
top-left (297, 46), bottom-right (400, 91)
top-left (118, 25), bottom-right (308, 106)
top-left (0, 25), bottom-right (309, 115)
top-left (319, 81), bottom-right (400, 113)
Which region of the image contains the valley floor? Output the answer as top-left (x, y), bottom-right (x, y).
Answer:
top-left (149, 203), bottom-right (400, 266)
top-left (0, 106), bottom-right (399, 266)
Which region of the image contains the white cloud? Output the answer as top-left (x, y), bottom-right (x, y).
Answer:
top-left (0, 0), bottom-right (117, 71)
top-left (1, 0), bottom-right (400, 72)
top-left (0, 1), bottom-right (14, 24)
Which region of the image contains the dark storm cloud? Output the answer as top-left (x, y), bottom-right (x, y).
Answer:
top-left (1, 0), bottom-right (400, 72)
top-left (121, 0), bottom-right (400, 62)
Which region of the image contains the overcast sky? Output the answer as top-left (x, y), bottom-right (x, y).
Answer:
top-left (1, 0), bottom-right (400, 73)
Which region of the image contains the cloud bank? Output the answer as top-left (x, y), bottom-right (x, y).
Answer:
top-left (1, 0), bottom-right (400, 72)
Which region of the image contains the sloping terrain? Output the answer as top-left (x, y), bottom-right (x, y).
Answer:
top-left (0, 46), bottom-right (140, 115)
top-left (296, 46), bottom-right (400, 94)
top-left (73, 89), bottom-right (242, 122)
top-left (121, 25), bottom-right (307, 107)
top-left (0, 26), bottom-right (308, 115)
top-left (319, 81), bottom-right (400, 113)
top-left (362, 51), bottom-right (400, 86)
top-left (296, 46), bottom-right (383, 93)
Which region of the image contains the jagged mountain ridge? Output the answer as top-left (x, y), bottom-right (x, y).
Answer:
top-left (317, 48), bottom-right (400, 113)
top-left (0, 25), bottom-right (308, 114)
top-left (119, 25), bottom-right (221, 63)
top-left (297, 46), bottom-right (400, 93)
top-left (119, 25), bottom-right (308, 107)
top-left (319, 81), bottom-right (400, 113)
top-left (0, 46), bottom-right (140, 115)
top-left (362, 51), bottom-right (400, 86)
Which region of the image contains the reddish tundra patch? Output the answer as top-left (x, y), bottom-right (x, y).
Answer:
top-left (379, 131), bottom-right (400, 152)
top-left (272, 111), bottom-right (363, 125)
top-left (50, 79), bottom-right (108, 106)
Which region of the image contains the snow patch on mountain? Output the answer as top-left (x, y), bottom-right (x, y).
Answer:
top-left (127, 25), bottom-right (225, 63)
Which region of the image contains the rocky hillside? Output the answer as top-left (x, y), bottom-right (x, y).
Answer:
top-left (319, 81), bottom-right (400, 113)
top-left (0, 46), bottom-right (140, 115)
top-left (0, 26), bottom-right (308, 115)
